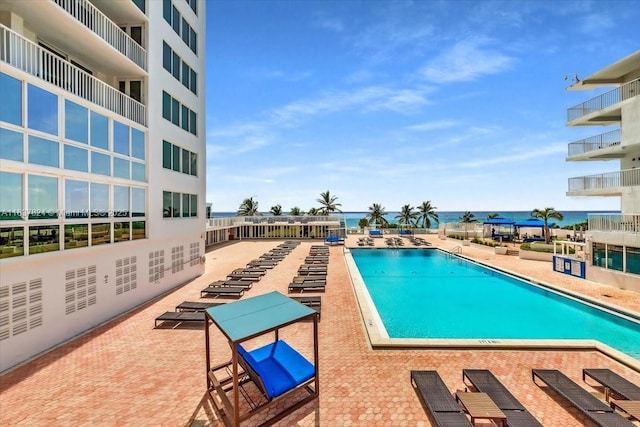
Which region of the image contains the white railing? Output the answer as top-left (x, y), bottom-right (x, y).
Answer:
top-left (52, 0), bottom-right (147, 70)
top-left (567, 129), bottom-right (621, 156)
top-left (0, 25), bottom-right (146, 126)
top-left (568, 169), bottom-right (640, 192)
top-left (206, 215), bottom-right (341, 230)
top-left (567, 79), bottom-right (640, 122)
top-left (588, 213), bottom-right (640, 233)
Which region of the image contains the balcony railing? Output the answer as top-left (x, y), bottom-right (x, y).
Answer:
top-left (0, 25), bottom-right (146, 126)
top-left (588, 213), bottom-right (640, 234)
top-left (568, 168), bottom-right (640, 192)
top-left (52, 0), bottom-right (147, 71)
top-left (567, 129), bottom-right (621, 156)
top-left (206, 215), bottom-right (341, 229)
top-left (567, 79), bottom-right (639, 122)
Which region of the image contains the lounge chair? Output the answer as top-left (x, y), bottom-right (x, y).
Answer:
top-left (200, 285), bottom-right (245, 298)
top-left (226, 272), bottom-right (263, 281)
top-left (583, 369), bottom-right (640, 401)
top-left (209, 280), bottom-right (254, 289)
top-left (410, 370), bottom-right (473, 427)
top-left (532, 369), bottom-right (635, 427)
top-left (291, 296), bottom-right (321, 318)
top-left (463, 369), bottom-right (542, 426)
top-left (175, 301), bottom-right (223, 312)
top-left (291, 275), bottom-right (326, 283)
top-left (154, 311), bottom-right (205, 327)
top-left (288, 281), bottom-right (326, 293)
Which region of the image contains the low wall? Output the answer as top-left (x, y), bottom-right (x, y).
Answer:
top-left (519, 250), bottom-right (553, 262)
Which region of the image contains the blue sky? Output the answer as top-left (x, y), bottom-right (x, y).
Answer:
top-left (205, 0), bottom-right (638, 213)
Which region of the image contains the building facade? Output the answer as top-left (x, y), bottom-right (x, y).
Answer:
top-left (566, 50), bottom-right (640, 292)
top-left (0, 0), bottom-right (206, 371)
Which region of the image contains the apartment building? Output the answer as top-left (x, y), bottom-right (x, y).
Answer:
top-left (0, 0), bottom-right (206, 371)
top-left (566, 50), bottom-right (640, 292)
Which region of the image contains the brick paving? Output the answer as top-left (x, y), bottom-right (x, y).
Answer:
top-left (1, 236), bottom-right (639, 426)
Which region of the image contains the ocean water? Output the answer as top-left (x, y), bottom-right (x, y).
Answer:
top-left (212, 210), bottom-right (616, 230)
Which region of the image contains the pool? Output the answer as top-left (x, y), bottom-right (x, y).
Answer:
top-left (347, 248), bottom-right (640, 365)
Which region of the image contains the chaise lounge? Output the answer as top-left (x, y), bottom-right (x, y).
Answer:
top-left (154, 311), bottom-right (206, 327)
top-left (583, 368), bottom-right (640, 401)
top-left (200, 285), bottom-right (245, 298)
top-left (532, 369), bottom-right (635, 427)
top-left (410, 370), bottom-right (472, 427)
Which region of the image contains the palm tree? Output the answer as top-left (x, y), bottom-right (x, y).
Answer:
top-left (486, 212), bottom-right (500, 220)
top-left (395, 204), bottom-right (417, 229)
top-left (289, 206), bottom-right (302, 216)
top-left (270, 204), bottom-right (282, 216)
top-left (459, 211), bottom-right (477, 239)
top-left (531, 207), bottom-right (564, 243)
top-left (417, 201), bottom-right (439, 230)
top-left (367, 203), bottom-right (388, 228)
top-left (316, 190), bottom-right (342, 215)
top-left (307, 207), bottom-right (319, 216)
top-left (237, 197), bottom-right (259, 216)
top-left (358, 218), bottom-right (369, 233)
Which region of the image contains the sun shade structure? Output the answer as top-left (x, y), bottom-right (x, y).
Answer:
top-left (204, 291), bottom-right (319, 426)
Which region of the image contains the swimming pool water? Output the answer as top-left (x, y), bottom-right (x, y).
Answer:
top-left (351, 249), bottom-right (640, 360)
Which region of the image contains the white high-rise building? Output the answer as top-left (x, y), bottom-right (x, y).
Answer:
top-left (0, 0), bottom-right (206, 371)
top-left (566, 51), bottom-right (640, 292)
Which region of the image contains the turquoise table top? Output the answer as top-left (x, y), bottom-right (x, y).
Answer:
top-left (205, 291), bottom-right (315, 342)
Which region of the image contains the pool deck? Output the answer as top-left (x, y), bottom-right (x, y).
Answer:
top-left (1, 234), bottom-right (640, 426)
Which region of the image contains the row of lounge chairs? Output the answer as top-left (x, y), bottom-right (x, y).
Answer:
top-left (356, 237), bottom-right (375, 246)
top-left (288, 246), bottom-right (328, 293)
top-left (412, 368), bottom-right (639, 427)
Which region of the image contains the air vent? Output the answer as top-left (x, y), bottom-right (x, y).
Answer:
top-left (0, 279), bottom-right (43, 340)
top-left (171, 245), bottom-right (184, 273)
top-left (64, 266), bottom-right (97, 315)
top-left (149, 249), bottom-right (165, 282)
top-left (115, 256), bottom-right (137, 295)
top-left (189, 242), bottom-right (200, 266)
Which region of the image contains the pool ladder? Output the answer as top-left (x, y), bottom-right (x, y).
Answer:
top-left (448, 246), bottom-right (462, 257)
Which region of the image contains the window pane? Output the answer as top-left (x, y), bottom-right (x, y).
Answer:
top-left (162, 91), bottom-right (171, 120)
top-left (172, 145), bottom-right (180, 171)
top-left (113, 121), bottom-right (130, 155)
top-left (182, 193), bottom-right (189, 217)
top-left (90, 182), bottom-right (108, 217)
top-left (131, 128), bottom-right (145, 160)
top-left (171, 98), bottom-right (179, 125)
top-left (172, 192), bottom-right (180, 217)
top-left (28, 135), bottom-right (59, 167)
top-left (0, 72), bottom-right (23, 126)
top-left (0, 227), bottom-right (24, 258)
top-left (65, 100), bottom-right (88, 143)
top-left (28, 175), bottom-right (58, 219)
top-left (90, 111), bottom-right (109, 149)
top-left (91, 151), bottom-right (111, 176)
top-left (65, 224), bottom-right (88, 250)
top-left (190, 69), bottom-right (197, 94)
top-left (64, 144), bottom-right (88, 172)
top-left (163, 0), bottom-right (171, 23)
top-left (0, 127), bottom-right (24, 161)
top-left (163, 191), bottom-right (172, 218)
top-left (27, 84), bottom-right (58, 135)
top-left (182, 62), bottom-right (189, 87)
top-left (181, 105), bottom-right (189, 131)
top-left (132, 187), bottom-right (145, 217)
top-left (593, 243), bottom-right (606, 267)
top-left (91, 223), bottom-right (111, 246)
top-left (113, 185), bottom-right (130, 217)
top-left (130, 26), bottom-right (142, 46)
top-left (172, 6), bottom-right (180, 33)
top-left (627, 246), bottom-right (640, 275)
top-left (163, 140), bottom-right (171, 169)
top-left (190, 28), bottom-right (197, 54)
top-left (29, 225), bottom-right (59, 255)
top-left (65, 179), bottom-right (88, 218)
top-left (163, 41), bottom-right (172, 72)
top-left (132, 221), bottom-right (145, 240)
top-left (190, 152), bottom-right (197, 176)
top-left (189, 110), bottom-right (196, 135)
top-left (190, 194), bottom-right (197, 217)
top-left (172, 51), bottom-right (180, 80)
top-left (130, 80), bottom-right (142, 103)
top-left (113, 157), bottom-right (130, 179)
top-left (608, 245), bottom-right (624, 271)
top-left (182, 18), bottom-right (189, 44)
top-left (114, 221), bottom-right (130, 242)
top-left (182, 149), bottom-right (190, 174)
top-left (0, 171), bottom-right (23, 220)
top-left (132, 162), bottom-right (145, 181)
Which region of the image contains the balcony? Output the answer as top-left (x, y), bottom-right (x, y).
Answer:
top-left (567, 129), bottom-right (623, 160)
top-left (206, 216), bottom-right (342, 231)
top-left (567, 79), bottom-right (639, 125)
top-left (588, 213), bottom-right (640, 234)
top-left (1, 25), bottom-right (146, 126)
top-left (567, 168), bottom-right (640, 196)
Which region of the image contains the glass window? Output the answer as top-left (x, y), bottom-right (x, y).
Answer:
top-left (132, 187), bottom-right (145, 217)
top-left (113, 121), bottom-right (130, 155)
top-left (0, 227), bottom-right (24, 258)
top-left (27, 84), bottom-right (58, 135)
top-left (592, 243), bottom-right (606, 267)
top-left (163, 191), bottom-right (172, 218)
top-left (608, 245), bottom-right (624, 271)
top-left (182, 193), bottom-right (190, 217)
top-left (132, 162), bottom-right (145, 182)
top-left (172, 192), bottom-right (180, 217)
top-left (28, 175), bottom-right (58, 219)
top-left (0, 72), bottom-right (23, 126)
top-left (0, 171), bottom-right (23, 220)
top-left (172, 144), bottom-right (180, 171)
top-left (114, 221), bottom-right (130, 243)
top-left (182, 18), bottom-right (189, 45)
top-left (65, 100), bottom-right (88, 143)
top-left (0, 127), bottom-right (24, 161)
top-left (182, 62), bottom-right (189, 87)
top-left (131, 128), bottom-right (145, 160)
top-left (90, 183), bottom-right (108, 218)
top-left (171, 98), bottom-right (180, 125)
top-left (190, 28), bottom-right (197, 54)
top-left (65, 179), bottom-right (89, 218)
top-left (90, 111), bottom-right (109, 149)
top-left (190, 152), bottom-right (197, 176)
top-left (190, 194), bottom-right (197, 217)
top-left (64, 144), bottom-right (88, 172)
top-left (163, 41), bottom-right (172, 72)
top-left (163, 0), bottom-right (171, 23)
top-left (627, 246), bottom-right (640, 275)
top-left (113, 185), bottom-right (130, 217)
top-left (189, 110), bottom-right (196, 135)
top-left (190, 69), bottom-right (197, 94)
top-left (91, 223), bottom-right (111, 246)
top-left (29, 225), bottom-right (59, 255)
top-left (132, 221), bottom-right (145, 240)
top-left (113, 157), bottom-right (130, 179)
top-left (65, 224), bottom-right (88, 250)
top-left (91, 151), bottom-right (111, 176)
top-left (163, 140), bottom-right (171, 169)
top-left (130, 80), bottom-right (142, 103)
top-left (162, 91), bottom-right (171, 120)
top-left (172, 6), bottom-right (180, 33)
top-left (182, 149), bottom-right (190, 174)
top-left (181, 105), bottom-right (189, 131)
top-left (28, 135), bottom-right (59, 167)
top-left (172, 51), bottom-right (180, 80)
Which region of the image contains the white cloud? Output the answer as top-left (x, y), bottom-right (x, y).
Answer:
top-left (458, 143), bottom-right (566, 168)
top-left (404, 120), bottom-right (459, 131)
